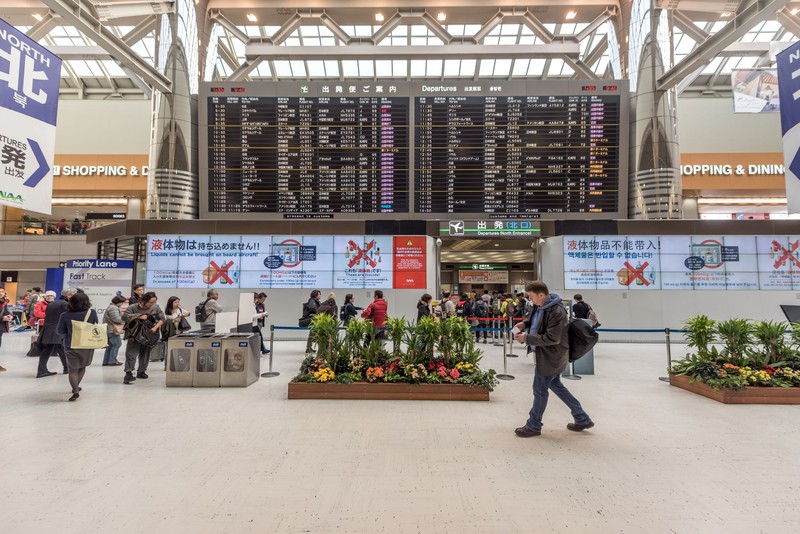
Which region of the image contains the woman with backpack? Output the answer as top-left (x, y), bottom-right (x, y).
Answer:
top-left (340, 294), bottom-right (362, 325)
top-left (251, 292), bottom-right (270, 355)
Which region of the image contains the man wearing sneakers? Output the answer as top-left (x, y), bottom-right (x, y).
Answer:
top-left (122, 292), bottom-right (165, 384)
top-left (513, 280), bottom-right (594, 437)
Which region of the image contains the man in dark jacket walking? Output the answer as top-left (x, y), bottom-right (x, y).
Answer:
top-left (513, 280), bottom-right (593, 437)
top-left (36, 288), bottom-right (74, 377)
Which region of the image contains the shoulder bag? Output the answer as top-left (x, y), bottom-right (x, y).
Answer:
top-left (71, 310), bottom-right (108, 349)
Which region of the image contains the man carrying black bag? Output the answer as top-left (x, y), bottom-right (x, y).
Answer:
top-left (122, 292), bottom-right (165, 385)
top-left (512, 281), bottom-right (594, 438)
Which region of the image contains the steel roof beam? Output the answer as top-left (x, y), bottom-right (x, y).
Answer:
top-left (658, 0), bottom-right (791, 93)
top-left (39, 0), bottom-right (172, 93)
top-left (371, 12), bottom-right (404, 44)
top-left (521, 10), bottom-right (554, 43)
top-left (562, 56), bottom-right (599, 79)
top-left (472, 11), bottom-right (503, 43)
top-left (245, 42), bottom-right (579, 60)
top-left (122, 15), bottom-right (157, 46)
top-left (420, 11), bottom-right (453, 44)
top-left (583, 36), bottom-right (608, 68)
top-left (270, 12), bottom-right (304, 45)
top-left (228, 57), bottom-right (263, 81)
top-left (318, 12), bottom-right (351, 44)
top-left (575, 7), bottom-right (616, 42)
top-left (776, 5), bottom-right (800, 37)
top-left (27, 11), bottom-right (58, 41)
top-left (209, 10), bottom-right (250, 44)
top-left (672, 10), bottom-right (710, 43)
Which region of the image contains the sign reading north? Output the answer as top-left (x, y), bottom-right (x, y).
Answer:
top-left (564, 235), bottom-right (800, 290)
top-left (146, 234), bottom-right (428, 289)
top-left (0, 19), bottom-right (60, 214)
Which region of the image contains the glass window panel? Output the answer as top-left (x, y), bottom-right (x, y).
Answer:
top-left (459, 59), bottom-right (476, 76)
top-left (464, 24), bottom-right (482, 35)
top-left (410, 60), bottom-right (426, 76)
top-left (426, 59), bottom-right (442, 77)
top-left (392, 60), bottom-right (407, 77)
top-left (289, 60), bottom-right (306, 76)
top-left (518, 35), bottom-right (538, 45)
top-left (353, 25), bottom-right (374, 37)
top-left (561, 23), bottom-right (576, 34)
top-left (499, 36), bottom-right (517, 45)
top-left (754, 32), bottom-right (774, 42)
top-left (319, 26), bottom-right (333, 37)
top-left (358, 60), bottom-right (374, 77)
top-left (68, 60), bottom-right (92, 76)
top-left (300, 26), bottom-right (319, 37)
top-left (701, 56), bottom-right (723, 74)
top-left (501, 23), bottom-right (520, 35)
top-left (411, 37), bottom-right (428, 46)
top-left (273, 60), bottom-right (293, 77)
top-left (547, 58), bottom-right (566, 76)
top-left (324, 61), bottom-right (338, 77)
top-left (307, 60), bottom-right (326, 77)
top-left (375, 60), bottom-right (393, 77)
top-left (284, 37), bottom-right (301, 46)
top-left (443, 59), bottom-right (461, 77)
top-left (411, 25), bottom-right (429, 36)
top-left (341, 60), bottom-right (359, 77)
top-left (493, 59), bottom-right (512, 76)
top-left (101, 60), bottom-right (126, 77)
top-left (544, 23), bottom-right (557, 33)
top-left (320, 37), bottom-right (336, 46)
top-left (527, 58), bottom-right (546, 75)
top-left (512, 59), bottom-right (530, 76)
top-left (302, 37), bottom-right (321, 46)
top-left (252, 62), bottom-right (271, 77)
top-left (479, 59), bottom-right (495, 76)
top-left (447, 24), bottom-right (465, 36)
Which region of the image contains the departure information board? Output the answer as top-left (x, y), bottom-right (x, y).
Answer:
top-left (415, 94), bottom-right (620, 215)
top-left (200, 81), bottom-right (628, 219)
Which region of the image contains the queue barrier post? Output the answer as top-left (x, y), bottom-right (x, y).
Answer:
top-left (659, 327), bottom-right (671, 383)
top-left (506, 318), bottom-right (519, 358)
top-left (260, 324), bottom-right (280, 378)
top-left (496, 325), bottom-right (514, 381)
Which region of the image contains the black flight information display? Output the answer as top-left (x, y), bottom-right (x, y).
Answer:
top-left (415, 94), bottom-right (621, 215)
top-left (207, 92), bottom-right (408, 216)
top-left (201, 81), bottom-right (627, 219)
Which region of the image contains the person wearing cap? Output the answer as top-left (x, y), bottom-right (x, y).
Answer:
top-left (36, 288), bottom-right (74, 377)
top-left (33, 290), bottom-right (56, 329)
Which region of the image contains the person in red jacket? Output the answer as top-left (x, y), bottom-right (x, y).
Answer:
top-left (33, 290), bottom-right (56, 328)
top-left (361, 290), bottom-right (388, 345)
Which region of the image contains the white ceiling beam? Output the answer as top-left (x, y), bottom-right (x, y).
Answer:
top-left (318, 12), bottom-right (351, 44)
top-left (26, 11), bottom-right (58, 41)
top-left (562, 56), bottom-right (600, 79)
top-left (472, 11), bottom-right (503, 43)
top-left (575, 7), bottom-right (616, 42)
top-left (658, 0), bottom-right (791, 93)
top-left (583, 36), bottom-right (608, 68)
top-left (228, 57), bottom-right (263, 81)
top-left (672, 10), bottom-right (710, 43)
top-left (245, 42), bottom-right (580, 60)
top-left (208, 10), bottom-right (250, 44)
top-left (122, 15), bottom-right (157, 46)
top-left (776, 5), bottom-right (800, 37)
top-left (206, 0), bottom-right (614, 8)
top-left (420, 12), bottom-right (453, 44)
top-left (39, 0), bottom-right (172, 93)
top-left (521, 10), bottom-right (554, 43)
top-left (270, 12), bottom-right (303, 45)
top-left (372, 12), bottom-right (404, 44)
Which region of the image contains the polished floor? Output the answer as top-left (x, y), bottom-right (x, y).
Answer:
top-left (1, 331), bottom-right (798, 534)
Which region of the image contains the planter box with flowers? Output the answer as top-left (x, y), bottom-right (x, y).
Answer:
top-left (289, 315), bottom-right (498, 401)
top-left (669, 315), bottom-right (800, 405)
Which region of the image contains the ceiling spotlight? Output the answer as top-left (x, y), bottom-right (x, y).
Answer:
top-left (32, 13), bottom-right (43, 21)
top-left (246, 13), bottom-right (257, 23)
top-left (375, 13), bottom-right (384, 22)
top-left (720, 12), bottom-right (732, 18)
top-left (566, 10), bottom-right (577, 21)
top-left (437, 12), bottom-right (446, 22)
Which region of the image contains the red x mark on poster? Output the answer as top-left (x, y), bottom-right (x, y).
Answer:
top-left (771, 240), bottom-right (800, 270)
top-left (208, 260), bottom-right (234, 284)
top-left (347, 240), bottom-right (377, 269)
top-left (623, 261), bottom-right (650, 286)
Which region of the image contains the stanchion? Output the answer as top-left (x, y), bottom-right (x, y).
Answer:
top-left (659, 327), bottom-right (671, 382)
top-left (506, 318), bottom-right (518, 357)
top-left (492, 317), bottom-right (503, 346)
top-left (496, 328), bottom-right (514, 381)
top-left (260, 325), bottom-right (280, 378)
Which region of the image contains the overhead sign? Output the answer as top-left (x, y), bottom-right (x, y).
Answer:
top-left (0, 19), bottom-right (61, 214)
top-left (458, 270), bottom-right (510, 284)
top-left (440, 220), bottom-right (541, 238)
top-left (732, 69), bottom-right (779, 113)
top-left (777, 42), bottom-right (800, 214)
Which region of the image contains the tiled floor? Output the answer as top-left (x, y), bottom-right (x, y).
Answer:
top-left (1, 331), bottom-right (798, 533)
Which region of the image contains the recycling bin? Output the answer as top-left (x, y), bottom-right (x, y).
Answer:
top-left (219, 333), bottom-right (260, 387)
top-left (166, 333), bottom-right (204, 387)
top-left (192, 334), bottom-right (225, 387)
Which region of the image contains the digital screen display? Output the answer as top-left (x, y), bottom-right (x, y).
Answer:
top-left (200, 81), bottom-right (628, 219)
top-left (564, 235), bottom-right (800, 290)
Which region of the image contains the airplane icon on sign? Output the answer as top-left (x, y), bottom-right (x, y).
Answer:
top-left (449, 221), bottom-right (465, 236)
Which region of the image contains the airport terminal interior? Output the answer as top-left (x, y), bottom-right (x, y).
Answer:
top-left (2, 0), bottom-right (800, 532)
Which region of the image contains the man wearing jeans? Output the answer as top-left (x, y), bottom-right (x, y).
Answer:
top-left (513, 280), bottom-right (593, 437)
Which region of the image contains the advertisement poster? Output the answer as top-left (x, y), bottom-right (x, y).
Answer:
top-left (0, 19), bottom-right (61, 214)
top-left (564, 235), bottom-right (793, 290)
top-left (63, 259), bottom-right (133, 319)
top-left (458, 270), bottom-right (509, 284)
top-left (732, 69), bottom-right (779, 113)
top-left (146, 234), bottom-right (423, 289)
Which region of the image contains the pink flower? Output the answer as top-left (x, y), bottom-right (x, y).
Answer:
top-left (437, 367), bottom-right (447, 377)
top-left (450, 369), bottom-right (460, 379)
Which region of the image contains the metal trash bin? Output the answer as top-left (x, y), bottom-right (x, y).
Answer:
top-left (193, 334), bottom-right (224, 387)
top-left (219, 333), bottom-right (260, 387)
top-left (166, 333), bottom-right (204, 387)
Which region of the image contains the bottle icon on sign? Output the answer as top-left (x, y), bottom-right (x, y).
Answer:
top-left (377, 247), bottom-right (381, 263)
top-left (636, 262), bottom-right (644, 285)
top-left (345, 246), bottom-right (350, 259)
